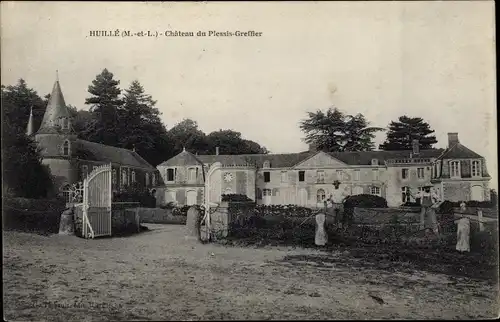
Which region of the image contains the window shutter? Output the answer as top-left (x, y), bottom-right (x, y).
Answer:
top-left (461, 160), bottom-right (471, 178)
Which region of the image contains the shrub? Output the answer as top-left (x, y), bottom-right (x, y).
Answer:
top-left (254, 205), bottom-right (314, 218)
top-left (159, 201), bottom-right (176, 210)
top-left (437, 200), bottom-right (496, 214)
top-left (113, 184), bottom-right (156, 208)
top-left (221, 194), bottom-right (254, 202)
top-left (343, 194), bottom-right (388, 209)
top-left (3, 197), bottom-right (66, 235)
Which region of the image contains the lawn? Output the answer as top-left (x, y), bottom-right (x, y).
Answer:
top-left (3, 224), bottom-right (499, 320)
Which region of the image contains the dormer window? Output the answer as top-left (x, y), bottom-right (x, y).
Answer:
top-left (62, 140), bottom-right (70, 156)
top-left (61, 117), bottom-right (69, 130)
top-left (371, 159), bottom-right (379, 166)
top-left (263, 160), bottom-right (271, 168)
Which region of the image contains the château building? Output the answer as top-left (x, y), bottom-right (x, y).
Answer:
top-left (155, 134), bottom-right (491, 208)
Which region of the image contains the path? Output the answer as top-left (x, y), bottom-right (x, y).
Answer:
top-left (3, 224), bottom-right (499, 320)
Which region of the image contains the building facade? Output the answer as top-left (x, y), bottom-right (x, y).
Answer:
top-left (156, 134), bottom-right (491, 208)
top-left (26, 78), bottom-right (158, 201)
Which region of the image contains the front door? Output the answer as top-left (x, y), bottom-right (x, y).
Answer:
top-left (263, 189), bottom-right (272, 205)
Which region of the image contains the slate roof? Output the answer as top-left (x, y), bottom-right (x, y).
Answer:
top-left (37, 80), bottom-right (73, 134)
top-left (158, 149), bottom-right (450, 168)
top-left (159, 149), bottom-right (205, 167)
top-left (77, 140), bottom-right (155, 169)
top-left (437, 143), bottom-right (483, 159)
top-left (328, 149), bottom-right (445, 165)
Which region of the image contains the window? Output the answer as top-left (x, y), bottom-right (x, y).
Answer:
top-left (353, 186), bottom-right (363, 195)
top-left (370, 186), bottom-right (381, 196)
top-left (131, 171), bottom-right (136, 183)
top-left (81, 165), bottom-right (88, 179)
top-left (317, 189), bottom-right (326, 203)
top-left (167, 168), bottom-right (175, 181)
top-left (317, 170), bottom-right (325, 183)
top-left (152, 173), bottom-right (156, 186)
top-left (336, 170), bottom-right (342, 181)
top-left (112, 169), bottom-right (117, 185)
top-left (145, 173), bottom-right (149, 186)
top-left (61, 117), bottom-right (69, 130)
top-left (281, 171), bottom-right (288, 183)
top-left (264, 171), bottom-right (270, 182)
top-left (62, 140), bottom-right (70, 156)
top-left (121, 169), bottom-right (128, 186)
top-left (450, 161), bottom-right (460, 178)
top-left (263, 161), bottom-right (271, 168)
top-left (188, 168), bottom-right (196, 181)
top-left (471, 160), bottom-right (481, 177)
top-left (401, 187), bottom-right (411, 203)
top-left (402, 168), bottom-right (409, 180)
top-left (298, 171), bottom-right (305, 182)
top-left (417, 168), bottom-right (425, 179)
top-left (353, 170), bottom-right (360, 181)
top-left (371, 159), bottom-right (379, 166)
top-left (263, 189), bottom-right (272, 196)
top-left (372, 169), bottom-right (379, 181)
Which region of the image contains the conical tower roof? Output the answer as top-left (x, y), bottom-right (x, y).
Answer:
top-left (37, 77), bottom-right (72, 134)
top-left (26, 106), bottom-right (35, 136)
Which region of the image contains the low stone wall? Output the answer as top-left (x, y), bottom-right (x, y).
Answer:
top-left (3, 197), bottom-right (66, 235)
top-left (134, 207), bottom-right (187, 225)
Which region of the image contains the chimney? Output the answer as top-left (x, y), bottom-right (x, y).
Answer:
top-left (308, 142), bottom-right (318, 152)
top-left (215, 146), bottom-right (219, 155)
top-left (448, 132), bottom-right (459, 148)
top-left (412, 139), bottom-right (419, 156)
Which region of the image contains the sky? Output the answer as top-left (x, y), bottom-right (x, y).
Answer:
top-left (1, 1), bottom-right (497, 189)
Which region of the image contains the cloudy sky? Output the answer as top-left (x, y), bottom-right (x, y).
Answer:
top-left (2, 1), bottom-right (496, 188)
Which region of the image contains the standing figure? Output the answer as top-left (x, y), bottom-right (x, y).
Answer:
top-left (327, 180), bottom-right (347, 227)
top-left (315, 212), bottom-right (328, 246)
top-left (455, 217), bottom-right (470, 252)
top-left (413, 184), bottom-right (441, 234)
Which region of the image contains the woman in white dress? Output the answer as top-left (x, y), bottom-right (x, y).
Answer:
top-left (455, 217), bottom-right (470, 252)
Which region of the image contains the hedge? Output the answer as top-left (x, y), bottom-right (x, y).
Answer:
top-left (3, 197), bottom-right (66, 235)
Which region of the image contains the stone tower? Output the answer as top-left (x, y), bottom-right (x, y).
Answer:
top-left (33, 76), bottom-right (79, 189)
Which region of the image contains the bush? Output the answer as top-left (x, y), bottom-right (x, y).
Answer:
top-left (221, 194), bottom-right (254, 202)
top-left (113, 184), bottom-right (156, 208)
top-left (254, 205), bottom-right (314, 218)
top-left (3, 197), bottom-right (66, 235)
top-left (343, 194), bottom-right (388, 209)
top-left (437, 200), bottom-right (496, 214)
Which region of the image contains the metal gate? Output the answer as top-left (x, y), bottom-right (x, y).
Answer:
top-left (83, 164), bottom-right (112, 238)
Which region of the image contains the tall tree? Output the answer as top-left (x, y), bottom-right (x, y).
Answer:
top-left (379, 116), bottom-right (438, 150)
top-left (206, 129), bottom-right (268, 154)
top-left (167, 119), bottom-right (210, 155)
top-left (1, 83), bottom-right (53, 198)
top-left (83, 69), bottom-right (123, 146)
top-left (300, 107), bottom-right (383, 152)
top-left (1, 79), bottom-right (47, 133)
top-left (118, 80), bottom-right (173, 166)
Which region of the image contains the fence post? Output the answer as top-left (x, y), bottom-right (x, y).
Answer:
top-left (477, 210), bottom-right (484, 232)
top-left (135, 208), bottom-right (140, 233)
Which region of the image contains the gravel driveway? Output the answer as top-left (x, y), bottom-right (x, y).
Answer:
top-left (3, 224), bottom-right (499, 320)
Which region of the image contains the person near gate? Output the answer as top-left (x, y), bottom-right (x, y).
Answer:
top-left (326, 180), bottom-right (348, 227)
top-left (410, 184), bottom-right (441, 235)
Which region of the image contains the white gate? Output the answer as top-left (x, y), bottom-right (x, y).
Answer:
top-left (82, 164), bottom-right (112, 238)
